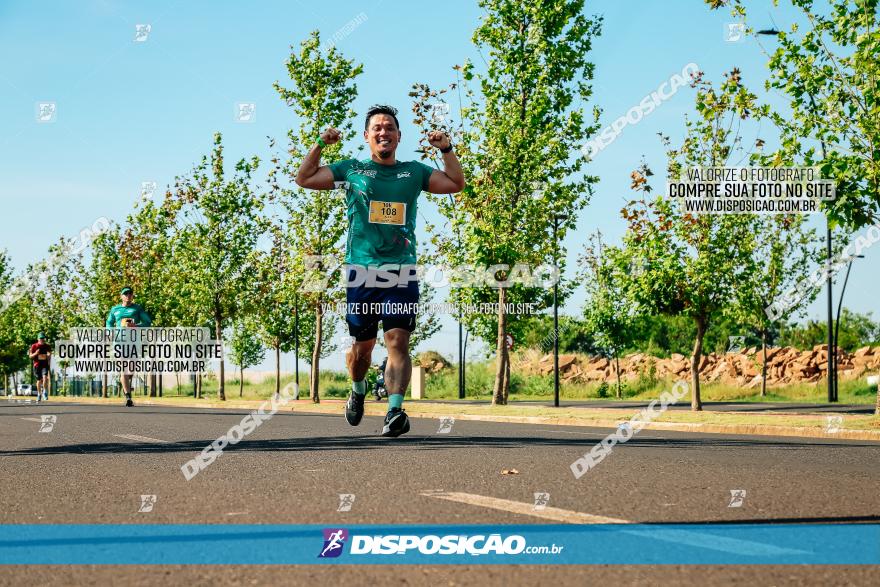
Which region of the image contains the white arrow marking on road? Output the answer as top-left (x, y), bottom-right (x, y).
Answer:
top-left (421, 491), bottom-right (810, 557)
top-left (114, 434), bottom-right (170, 444)
top-left (421, 490), bottom-right (632, 524)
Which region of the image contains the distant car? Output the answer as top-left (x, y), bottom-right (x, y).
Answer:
top-left (16, 384), bottom-right (35, 396)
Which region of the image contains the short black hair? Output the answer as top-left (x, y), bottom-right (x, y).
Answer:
top-left (364, 104), bottom-right (400, 131)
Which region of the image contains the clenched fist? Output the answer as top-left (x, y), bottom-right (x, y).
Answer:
top-left (427, 130), bottom-right (451, 150)
top-left (320, 127), bottom-right (341, 146)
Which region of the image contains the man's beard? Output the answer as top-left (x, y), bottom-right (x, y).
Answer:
top-left (377, 147), bottom-right (393, 159)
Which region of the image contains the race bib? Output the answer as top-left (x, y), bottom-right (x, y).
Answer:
top-left (368, 200), bottom-right (405, 225)
top-left (37, 353), bottom-right (48, 361)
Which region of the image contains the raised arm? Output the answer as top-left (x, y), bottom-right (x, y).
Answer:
top-left (295, 127), bottom-right (341, 190)
top-left (426, 131), bottom-right (465, 194)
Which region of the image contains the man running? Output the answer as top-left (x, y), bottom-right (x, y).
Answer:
top-left (28, 333), bottom-right (52, 401)
top-left (295, 104), bottom-right (464, 437)
top-left (105, 286), bottom-right (152, 407)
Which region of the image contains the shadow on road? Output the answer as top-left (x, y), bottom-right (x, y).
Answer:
top-left (3, 432), bottom-right (879, 457)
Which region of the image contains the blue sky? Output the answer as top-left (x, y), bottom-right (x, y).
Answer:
top-left (1, 0), bottom-right (875, 373)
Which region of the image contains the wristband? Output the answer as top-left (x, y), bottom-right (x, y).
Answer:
top-left (440, 144), bottom-right (453, 154)
top-left (316, 136), bottom-right (327, 148)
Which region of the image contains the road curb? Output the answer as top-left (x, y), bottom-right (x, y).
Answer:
top-left (39, 396), bottom-right (880, 442)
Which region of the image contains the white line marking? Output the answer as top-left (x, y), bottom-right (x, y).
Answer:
top-left (114, 434), bottom-right (170, 444)
top-left (421, 490), bottom-right (632, 524)
top-left (20, 417), bottom-right (43, 423)
top-left (421, 491), bottom-right (810, 557)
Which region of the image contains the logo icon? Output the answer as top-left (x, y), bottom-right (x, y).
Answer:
top-left (36, 102), bottom-right (57, 123)
top-left (437, 416), bottom-right (455, 434)
top-left (134, 24), bottom-right (151, 42)
top-left (140, 181), bottom-right (157, 199)
top-left (39, 415), bottom-right (56, 433)
top-left (725, 23), bottom-right (745, 42)
top-left (430, 102), bottom-right (449, 125)
top-left (728, 489), bottom-right (746, 508)
top-left (396, 171), bottom-right (411, 179)
top-left (825, 415), bottom-right (843, 434)
top-left (235, 102), bottom-right (256, 123)
top-left (319, 528), bottom-right (348, 558)
top-left (335, 333), bottom-right (355, 355)
top-left (533, 492), bottom-right (550, 511)
top-left (138, 494), bottom-right (157, 513)
top-left (337, 494), bottom-right (355, 512)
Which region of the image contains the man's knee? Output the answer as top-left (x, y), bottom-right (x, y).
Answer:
top-left (384, 329), bottom-right (410, 356)
top-left (350, 339), bottom-right (375, 361)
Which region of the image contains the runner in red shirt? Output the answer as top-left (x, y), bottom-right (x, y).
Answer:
top-left (28, 333), bottom-right (52, 402)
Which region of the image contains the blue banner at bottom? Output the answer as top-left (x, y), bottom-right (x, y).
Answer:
top-left (0, 524), bottom-right (877, 565)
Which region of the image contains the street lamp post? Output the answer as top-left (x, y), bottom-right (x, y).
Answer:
top-left (458, 319), bottom-right (465, 399)
top-left (833, 255), bottom-right (864, 401)
top-left (552, 214), bottom-right (569, 408)
top-left (756, 27), bottom-right (838, 404)
top-left (294, 296), bottom-right (299, 400)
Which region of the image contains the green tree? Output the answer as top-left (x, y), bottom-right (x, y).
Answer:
top-left (171, 132), bottom-right (264, 401)
top-left (228, 319), bottom-right (266, 397)
top-left (273, 30), bottom-right (362, 403)
top-left (414, 0), bottom-right (602, 404)
top-left (779, 309), bottom-right (880, 351)
top-left (581, 237), bottom-right (639, 398)
top-left (708, 0), bottom-right (880, 229)
top-left (734, 215), bottom-right (821, 395)
top-left (620, 71), bottom-right (764, 410)
top-left (251, 215), bottom-right (300, 398)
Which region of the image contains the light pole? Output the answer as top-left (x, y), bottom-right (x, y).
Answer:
top-left (756, 28), bottom-right (836, 404)
top-left (294, 295), bottom-right (299, 400)
top-left (552, 214), bottom-right (569, 408)
top-left (833, 254), bottom-right (863, 401)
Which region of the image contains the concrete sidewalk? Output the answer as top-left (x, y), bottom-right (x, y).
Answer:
top-left (22, 395), bottom-right (880, 442)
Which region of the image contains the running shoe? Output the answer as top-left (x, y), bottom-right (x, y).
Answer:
top-left (381, 408), bottom-right (410, 437)
top-left (125, 397), bottom-right (134, 407)
top-left (345, 391), bottom-right (365, 426)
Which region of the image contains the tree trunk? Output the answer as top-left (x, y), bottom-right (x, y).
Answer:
top-left (275, 344), bottom-right (281, 398)
top-left (310, 304), bottom-right (323, 403)
top-left (215, 314), bottom-right (225, 401)
top-left (158, 374), bottom-right (162, 397)
top-left (239, 367), bottom-right (244, 397)
top-left (615, 354), bottom-right (622, 399)
top-left (149, 374), bottom-right (157, 397)
top-left (492, 287), bottom-right (509, 405)
top-left (502, 353), bottom-right (511, 403)
top-left (690, 316), bottom-right (706, 411)
top-left (196, 374), bottom-right (202, 399)
top-left (760, 329), bottom-right (768, 398)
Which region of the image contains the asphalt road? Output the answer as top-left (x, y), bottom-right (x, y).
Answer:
top-left (1, 400), bottom-right (878, 586)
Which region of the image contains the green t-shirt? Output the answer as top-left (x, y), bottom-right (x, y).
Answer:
top-left (105, 304), bottom-right (152, 328)
top-left (328, 158), bottom-right (434, 266)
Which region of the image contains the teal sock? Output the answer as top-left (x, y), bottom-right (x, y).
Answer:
top-left (388, 394), bottom-right (403, 411)
top-left (352, 380), bottom-right (366, 396)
